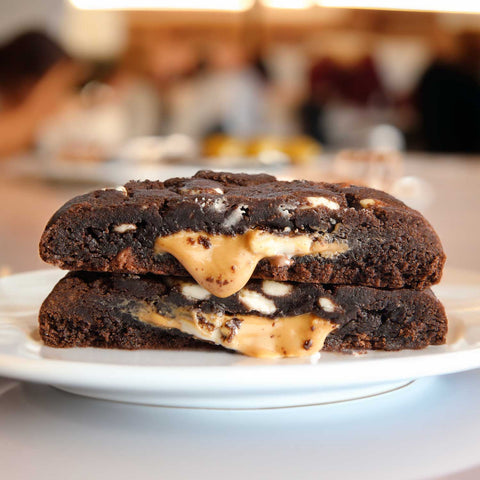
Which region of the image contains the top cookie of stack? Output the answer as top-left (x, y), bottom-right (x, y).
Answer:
top-left (39, 170), bottom-right (445, 297)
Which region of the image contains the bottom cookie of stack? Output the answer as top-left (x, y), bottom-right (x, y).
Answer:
top-left (39, 272), bottom-right (447, 359)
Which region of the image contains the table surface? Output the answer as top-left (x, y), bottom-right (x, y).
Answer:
top-left (0, 154), bottom-right (479, 480)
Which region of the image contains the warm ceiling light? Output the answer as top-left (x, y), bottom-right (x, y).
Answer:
top-left (317, 0), bottom-right (480, 13)
top-left (261, 0), bottom-right (314, 8)
top-left (69, 0), bottom-right (254, 11)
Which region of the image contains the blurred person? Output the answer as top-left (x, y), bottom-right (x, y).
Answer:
top-left (0, 31), bottom-right (80, 158)
top-left (146, 36), bottom-right (200, 90)
top-left (107, 65), bottom-right (161, 139)
top-left (301, 56), bottom-right (387, 143)
top-left (416, 32), bottom-right (480, 153)
top-left (167, 41), bottom-right (268, 138)
top-left (262, 44), bottom-right (309, 137)
top-left (144, 37), bottom-right (201, 135)
top-left (300, 33), bottom-right (387, 146)
top-left (37, 61), bottom-right (162, 162)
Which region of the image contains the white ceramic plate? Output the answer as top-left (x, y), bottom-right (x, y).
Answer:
top-left (0, 269), bottom-right (479, 409)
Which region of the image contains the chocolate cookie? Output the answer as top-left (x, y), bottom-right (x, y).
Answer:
top-left (39, 171), bottom-right (445, 295)
top-left (39, 272), bottom-right (447, 358)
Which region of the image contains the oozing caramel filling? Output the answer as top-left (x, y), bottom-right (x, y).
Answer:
top-left (154, 230), bottom-right (348, 297)
top-left (136, 306), bottom-right (336, 359)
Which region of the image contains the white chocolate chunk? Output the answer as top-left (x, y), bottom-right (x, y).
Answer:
top-left (212, 197), bottom-right (227, 212)
top-left (306, 196), bottom-right (340, 210)
top-left (180, 188), bottom-right (203, 195)
top-left (249, 231), bottom-right (311, 256)
top-left (115, 186), bottom-right (128, 195)
top-left (180, 186), bottom-right (224, 195)
top-left (262, 280), bottom-right (293, 297)
top-left (278, 204), bottom-right (297, 218)
top-left (318, 297), bottom-right (336, 312)
top-left (181, 283), bottom-right (211, 301)
top-left (360, 198), bottom-right (377, 208)
top-left (113, 223), bottom-right (137, 233)
top-left (223, 205), bottom-right (247, 228)
top-left (238, 289), bottom-right (276, 314)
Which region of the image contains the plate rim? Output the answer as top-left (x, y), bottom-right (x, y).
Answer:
top-left (1, 269), bottom-right (480, 392)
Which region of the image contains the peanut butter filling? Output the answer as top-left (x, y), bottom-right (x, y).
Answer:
top-left (136, 305), bottom-right (336, 359)
top-left (154, 230), bottom-right (348, 297)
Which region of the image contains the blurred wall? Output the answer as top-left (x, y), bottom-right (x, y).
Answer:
top-left (0, 0), bottom-right (63, 42)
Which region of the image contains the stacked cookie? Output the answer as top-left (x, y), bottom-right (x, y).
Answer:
top-left (38, 170), bottom-right (447, 358)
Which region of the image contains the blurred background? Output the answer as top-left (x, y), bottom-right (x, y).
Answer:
top-left (0, 0), bottom-right (479, 272)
